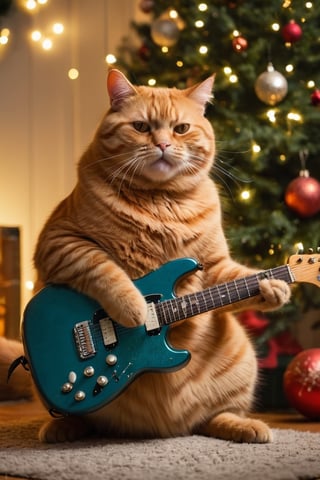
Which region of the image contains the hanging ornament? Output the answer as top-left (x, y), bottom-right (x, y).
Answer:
top-left (232, 35), bottom-right (248, 53)
top-left (284, 349), bottom-right (320, 419)
top-left (151, 14), bottom-right (180, 47)
top-left (310, 89), bottom-right (320, 107)
top-left (282, 20), bottom-right (303, 43)
top-left (254, 62), bottom-right (288, 105)
top-left (284, 151), bottom-right (320, 218)
top-left (139, 0), bottom-right (154, 14)
top-left (138, 43), bottom-right (151, 62)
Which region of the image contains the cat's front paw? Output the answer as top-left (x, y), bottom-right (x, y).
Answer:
top-left (39, 417), bottom-right (92, 443)
top-left (110, 287), bottom-right (148, 328)
top-left (258, 278), bottom-right (291, 311)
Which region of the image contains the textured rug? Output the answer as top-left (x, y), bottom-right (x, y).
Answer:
top-left (1, 417), bottom-right (320, 480)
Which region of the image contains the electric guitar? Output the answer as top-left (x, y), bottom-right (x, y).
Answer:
top-left (21, 254), bottom-right (320, 416)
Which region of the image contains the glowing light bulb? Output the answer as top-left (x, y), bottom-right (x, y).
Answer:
top-left (224, 66), bottom-right (232, 75)
top-left (53, 23), bottom-right (64, 35)
top-left (38, 0), bottom-right (48, 4)
top-left (252, 143), bottom-right (261, 153)
top-left (68, 68), bottom-right (79, 80)
top-left (285, 64), bottom-right (294, 73)
top-left (232, 30), bottom-right (240, 37)
top-left (105, 53), bottom-right (117, 64)
top-left (42, 38), bottom-right (52, 50)
top-left (229, 74), bottom-right (238, 83)
top-left (279, 154), bottom-right (286, 162)
top-left (306, 2), bottom-right (313, 8)
top-left (198, 3), bottom-right (208, 11)
top-left (195, 20), bottom-right (204, 28)
top-left (31, 30), bottom-right (42, 41)
top-left (25, 0), bottom-right (37, 10)
top-left (287, 112), bottom-right (302, 122)
top-left (307, 80), bottom-right (315, 88)
top-left (148, 78), bottom-right (156, 86)
top-left (25, 280), bottom-right (34, 291)
top-left (176, 60), bottom-right (183, 67)
top-left (271, 23), bottom-right (280, 31)
top-left (161, 46), bottom-right (169, 53)
top-left (266, 109), bottom-right (277, 123)
top-left (240, 190), bottom-right (251, 201)
top-left (199, 45), bottom-right (208, 54)
top-left (169, 9), bottom-right (178, 19)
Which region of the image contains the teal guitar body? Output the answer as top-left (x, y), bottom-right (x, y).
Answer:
top-left (22, 258), bottom-right (198, 416)
top-left (22, 252), bottom-right (319, 416)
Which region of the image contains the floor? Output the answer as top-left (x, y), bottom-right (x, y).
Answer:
top-left (1, 400), bottom-right (320, 480)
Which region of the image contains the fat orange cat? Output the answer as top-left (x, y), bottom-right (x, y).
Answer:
top-left (4, 69), bottom-right (291, 443)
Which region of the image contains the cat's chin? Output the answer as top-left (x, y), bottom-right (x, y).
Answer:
top-left (144, 158), bottom-right (178, 181)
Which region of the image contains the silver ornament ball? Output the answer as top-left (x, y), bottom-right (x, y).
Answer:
top-left (255, 63), bottom-right (288, 105)
top-left (151, 17), bottom-right (180, 47)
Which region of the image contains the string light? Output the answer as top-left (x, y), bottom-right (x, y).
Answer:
top-left (271, 23), bottom-right (280, 31)
top-left (52, 23), bottom-right (64, 35)
top-left (229, 74), bottom-right (238, 83)
top-left (148, 78), bottom-right (156, 86)
top-left (252, 143), bottom-right (261, 153)
top-left (169, 9), bottom-right (178, 19)
top-left (25, 280), bottom-right (34, 291)
top-left (198, 3), bottom-right (208, 11)
top-left (305, 2), bottom-right (313, 8)
top-left (223, 66), bottom-right (232, 76)
top-left (195, 20), bottom-right (204, 28)
top-left (240, 190), bottom-right (251, 201)
top-left (105, 53), bottom-right (117, 64)
top-left (285, 64), bottom-right (294, 73)
top-left (199, 45), bottom-right (208, 54)
top-left (68, 68), bottom-right (79, 80)
top-left (161, 46), bottom-right (169, 53)
top-left (287, 111), bottom-right (302, 122)
top-left (31, 30), bottom-right (42, 41)
top-left (307, 80), bottom-right (315, 88)
top-left (42, 38), bottom-right (52, 50)
top-left (176, 60), bottom-right (183, 67)
top-left (0, 28), bottom-right (10, 45)
top-left (266, 109), bottom-right (277, 123)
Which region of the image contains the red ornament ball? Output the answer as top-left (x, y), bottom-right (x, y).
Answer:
top-left (285, 171), bottom-right (320, 218)
top-left (232, 36), bottom-right (248, 52)
top-left (282, 20), bottom-right (303, 43)
top-left (284, 349), bottom-right (320, 419)
top-left (311, 89), bottom-right (320, 107)
top-left (139, 0), bottom-right (154, 13)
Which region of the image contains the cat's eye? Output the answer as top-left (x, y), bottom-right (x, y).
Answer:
top-left (174, 123), bottom-right (190, 134)
top-left (133, 121), bottom-right (150, 133)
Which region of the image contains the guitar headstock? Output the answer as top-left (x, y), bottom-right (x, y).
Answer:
top-left (288, 252), bottom-right (320, 287)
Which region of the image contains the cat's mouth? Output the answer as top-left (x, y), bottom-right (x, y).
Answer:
top-left (150, 157), bottom-right (174, 174)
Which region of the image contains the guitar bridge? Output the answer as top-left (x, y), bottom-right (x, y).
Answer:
top-left (73, 321), bottom-right (96, 359)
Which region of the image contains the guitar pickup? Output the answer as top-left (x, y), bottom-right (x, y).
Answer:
top-left (73, 321), bottom-right (96, 359)
top-left (99, 317), bottom-right (118, 348)
top-left (145, 302), bottom-right (160, 335)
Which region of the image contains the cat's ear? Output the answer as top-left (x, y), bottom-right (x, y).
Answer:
top-left (185, 75), bottom-right (215, 111)
top-left (107, 69), bottom-right (137, 110)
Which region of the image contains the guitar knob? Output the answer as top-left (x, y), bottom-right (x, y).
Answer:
top-left (84, 366), bottom-right (95, 377)
top-left (97, 375), bottom-right (108, 387)
top-left (106, 354), bottom-right (117, 366)
top-left (61, 382), bottom-right (73, 393)
top-left (74, 390), bottom-right (86, 402)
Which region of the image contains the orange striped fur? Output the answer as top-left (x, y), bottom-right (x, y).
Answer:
top-left (31, 70), bottom-right (291, 442)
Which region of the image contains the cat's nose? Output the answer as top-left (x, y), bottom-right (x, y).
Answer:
top-left (157, 142), bottom-right (171, 151)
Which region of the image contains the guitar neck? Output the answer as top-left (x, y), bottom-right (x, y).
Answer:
top-left (155, 264), bottom-right (294, 326)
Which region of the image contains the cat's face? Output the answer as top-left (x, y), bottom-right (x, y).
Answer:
top-left (91, 70), bottom-right (215, 191)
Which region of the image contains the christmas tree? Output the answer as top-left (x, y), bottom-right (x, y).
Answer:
top-left (115, 0), bottom-right (320, 345)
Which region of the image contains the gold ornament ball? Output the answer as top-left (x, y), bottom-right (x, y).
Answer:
top-left (255, 63), bottom-right (288, 105)
top-left (151, 18), bottom-right (180, 47)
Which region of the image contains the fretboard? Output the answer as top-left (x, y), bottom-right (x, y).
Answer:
top-left (154, 264), bottom-right (294, 326)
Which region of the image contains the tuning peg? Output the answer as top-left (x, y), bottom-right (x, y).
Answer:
top-left (317, 246), bottom-right (320, 253)
top-left (308, 248), bottom-right (314, 254)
